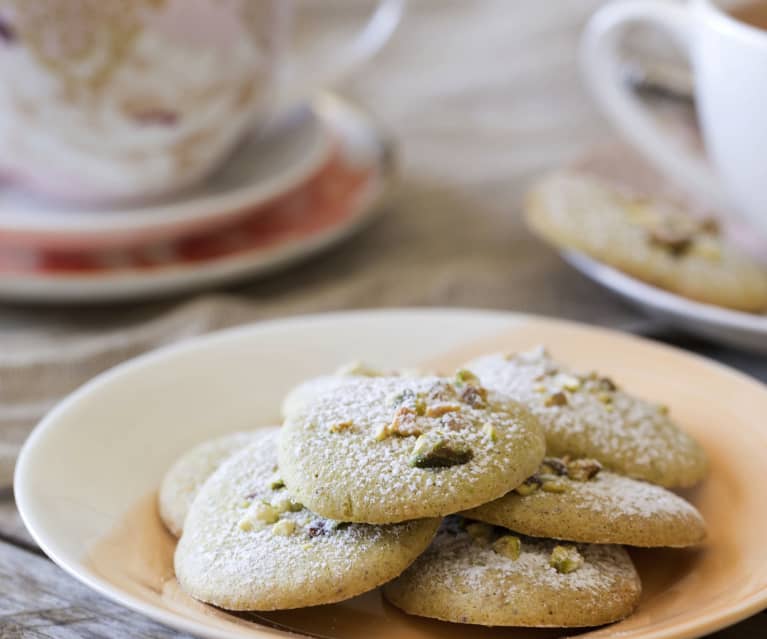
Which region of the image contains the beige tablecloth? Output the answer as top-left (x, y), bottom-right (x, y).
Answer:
top-left (0, 0), bottom-right (711, 485)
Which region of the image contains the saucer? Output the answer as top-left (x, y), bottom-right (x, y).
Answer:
top-left (0, 100), bottom-right (333, 249)
top-left (563, 249), bottom-right (767, 353)
top-left (0, 95), bottom-right (393, 303)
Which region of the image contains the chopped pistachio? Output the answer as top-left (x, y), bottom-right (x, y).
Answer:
top-left (252, 502), bottom-right (279, 524)
top-left (540, 457), bottom-right (568, 476)
top-left (659, 404), bottom-right (669, 415)
top-left (238, 516), bottom-right (267, 532)
top-left (272, 519), bottom-right (297, 536)
top-left (567, 458), bottom-right (602, 481)
top-left (515, 475), bottom-right (542, 496)
top-left (492, 534), bottom-right (521, 560)
top-left (329, 419), bottom-right (354, 433)
top-left (460, 384), bottom-right (488, 408)
top-left (392, 389), bottom-right (416, 406)
top-left (410, 433), bottom-right (473, 468)
top-left (597, 392), bottom-right (613, 405)
top-left (545, 392), bottom-right (568, 407)
top-left (455, 369), bottom-right (479, 384)
top-left (239, 500), bottom-right (252, 509)
top-left (541, 478), bottom-right (569, 493)
top-left (550, 545), bottom-right (584, 573)
top-left (269, 478), bottom-right (285, 490)
top-left (271, 495), bottom-right (303, 513)
top-left (425, 403), bottom-right (461, 418)
top-left (560, 374), bottom-right (581, 392)
top-left (441, 412), bottom-right (470, 431)
top-left (533, 384), bottom-right (546, 393)
top-left (482, 423), bottom-right (498, 442)
top-left (465, 522), bottom-right (494, 545)
top-left (334, 361), bottom-right (382, 377)
top-left (596, 376), bottom-right (618, 392)
top-left (376, 406), bottom-right (423, 441)
top-left (238, 518), bottom-right (254, 532)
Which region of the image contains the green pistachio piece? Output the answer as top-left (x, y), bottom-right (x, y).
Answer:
top-left (455, 369), bottom-right (479, 384)
top-left (550, 545), bottom-right (584, 573)
top-left (492, 534), bottom-right (521, 560)
top-left (545, 392), bottom-right (568, 407)
top-left (271, 519), bottom-right (297, 536)
top-left (540, 457), bottom-right (568, 476)
top-left (269, 478), bottom-right (285, 490)
top-left (566, 458), bottom-right (603, 481)
top-left (541, 478), bottom-right (569, 493)
top-left (515, 476), bottom-right (542, 496)
top-left (252, 502), bottom-right (280, 524)
top-left (410, 433), bottom-right (473, 468)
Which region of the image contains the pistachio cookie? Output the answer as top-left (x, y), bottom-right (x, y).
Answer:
top-left (525, 171), bottom-right (767, 312)
top-left (466, 348), bottom-right (707, 487)
top-left (383, 516), bottom-right (641, 627)
top-left (281, 362), bottom-right (425, 419)
top-left (462, 457), bottom-right (706, 547)
top-left (175, 428), bottom-right (439, 610)
top-left (278, 374), bottom-right (546, 524)
top-left (159, 431), bottom-right (256, 536)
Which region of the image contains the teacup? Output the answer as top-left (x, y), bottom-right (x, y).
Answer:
top-left (582, 0), bottom-right (767, 237)
top-left (0, 0), bottom-right (403, 203)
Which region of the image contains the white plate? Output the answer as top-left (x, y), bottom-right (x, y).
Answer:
top-left (563, 250), bottom-right (767, 353)
top-left (13, 309), bottom-right (767, 639)
top-left (0, 95), bottom-right (391, 304)
top-left (0, 101), bottom-right (333, 248)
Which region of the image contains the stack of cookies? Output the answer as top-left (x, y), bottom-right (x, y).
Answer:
top-left (159, 346), bottom-right (708, 628)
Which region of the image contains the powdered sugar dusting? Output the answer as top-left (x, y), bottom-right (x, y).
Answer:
top-left (278, 376), bottom-right (545, 523)
top-left (175, 428), bottom-right (437, 610)
top-left (466, 349), bottom-right (707, 487)
top-left (389, 516), bottom-right (639, 610)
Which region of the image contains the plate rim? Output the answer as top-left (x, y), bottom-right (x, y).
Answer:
top-left (562, 249), bottom-right (767, 331)
top-left (14, 308), bottom-right (767, 639)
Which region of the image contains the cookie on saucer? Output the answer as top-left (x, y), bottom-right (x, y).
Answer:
top-left (278, 373), bottom-right (546, 524)
top-left (466, 348), bottom-right (708, 487)
top-left (159, 431), bottom-right (256, 536)
top-left (525, 171), bottom-right (767, 312)
top-left (175, 428), bottom-right (439, 611)
top-left (462, 457), bottom-right (706, 547)
top-left (383, 516), bottom-right (641, 627)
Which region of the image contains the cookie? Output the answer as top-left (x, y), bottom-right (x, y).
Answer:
top-left (462, 457), bottom-right (706, 547)
top-left (281, 362), bottom-right (424, 419)
top-left (466, 348), bottom-right (707, 487)
top-left (383, 516), bottom-right (641, 627)
top-left (278, 373), bottom-right (546, 524)
top-left (175, 427), bottom-right (439, 610)
top-left (159, 431), bottom-right (256, 536)
top-left (525, 171), bottom-right (767, 312)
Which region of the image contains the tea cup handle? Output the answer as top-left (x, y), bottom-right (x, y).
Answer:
top-left (277, 0), bottom-right (405, 108)
top-left (581, 0), bottom-right (728, 210)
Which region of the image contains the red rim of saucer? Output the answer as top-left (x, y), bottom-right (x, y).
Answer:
top-left (0, 149), bottom-right (375, 278)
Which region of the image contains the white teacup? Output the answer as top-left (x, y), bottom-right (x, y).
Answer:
top-left (0, 0), bottom-right (403, 203)
top-left (582, 0), bottom-right (767, 237)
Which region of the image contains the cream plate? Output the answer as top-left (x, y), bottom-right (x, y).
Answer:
top-left (563, 249), bottom-right (767, 354)
top-left (14, 310), bottom-right (767, 639)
